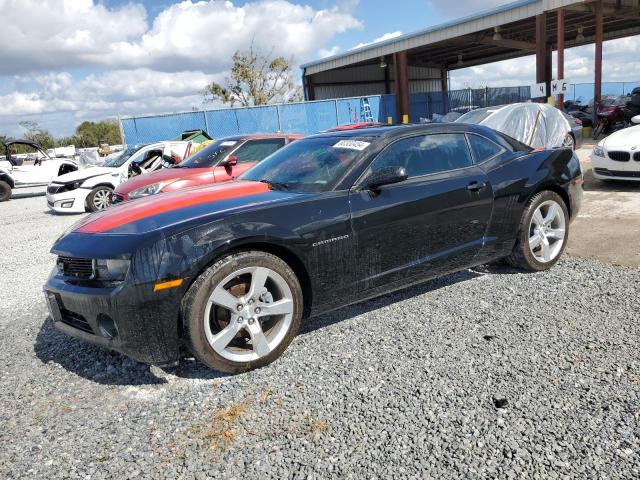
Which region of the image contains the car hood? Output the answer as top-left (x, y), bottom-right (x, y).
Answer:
top-left (71, 180), bottom-right (299, 235)
top-left (603, 124), bottom-right (640, 148)
top-left (114, 166), bottom-right (207, 195)
top-left (54, 166), bottom-right (117, 184)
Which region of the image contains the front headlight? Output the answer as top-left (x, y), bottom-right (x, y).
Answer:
top-left (129, 180), bottom-right (176, 199)
top-left (93, 259), bottom-right (130, 282)
top-left (593, 142), bottom-right (605, 158)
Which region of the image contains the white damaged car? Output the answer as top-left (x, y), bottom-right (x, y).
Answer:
top-left (0, 140), bottom-right (77, 201)
top-left (591, 116), bottom-right (640, 181)
top-left (46, 141), bottom-right (190, 213)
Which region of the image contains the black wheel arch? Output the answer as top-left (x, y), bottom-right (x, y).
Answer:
top-left (0, 173), bottom-right (15, 188)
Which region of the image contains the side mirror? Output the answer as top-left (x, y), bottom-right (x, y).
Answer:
top-left (632, 115), bottom-right (640, 125)
top-left (224, 155), bottom-right (238, 167)
top-left (362, 166), bottom-right (408, 190)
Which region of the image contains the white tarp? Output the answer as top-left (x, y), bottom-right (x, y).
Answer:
top-left (456, 103), bottom-right (571, 149)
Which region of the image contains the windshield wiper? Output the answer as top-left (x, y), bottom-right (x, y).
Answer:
top-left (259, 179), bottom-right (290, 191)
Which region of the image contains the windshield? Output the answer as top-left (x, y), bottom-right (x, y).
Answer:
top-left (103, 146), bottom-right (141, 167)
top-left (240, 136), bottom-right (371, 192)
top-left (600, 96), bottom-right (626, 106)
top-left (177, 139), bottom-right (239, 168)
top-left (456, 108), bottom-right (495, 124)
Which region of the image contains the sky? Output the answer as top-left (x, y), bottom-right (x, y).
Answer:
top-left (1, 0), bottom-right (638, 137)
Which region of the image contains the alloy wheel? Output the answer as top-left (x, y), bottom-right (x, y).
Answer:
top-left (92, 188), bottom-right (112, 210)
top-left (203, 266), bottom-right (294, 362)
top-left (528, 200), bottom-right (566, 263)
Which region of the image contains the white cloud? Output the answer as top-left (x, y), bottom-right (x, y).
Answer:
top-left (0, 0), bottom-right (362, 74)
top-left (0, 0), bottom-right (147, 74)
top-left (449, 36), bottom-right (640, 91)
top-left (352, 31), bottom-right (403, 50)
top-left (319, 46), bottom-right (341, 58)
top-left (0, 69), bottom-right (222, 120)
top-left (0, 0), bottom-right (363, 135)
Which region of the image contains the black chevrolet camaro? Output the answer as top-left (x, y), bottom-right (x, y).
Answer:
top-left (45, 124), bottom-right (583, 373)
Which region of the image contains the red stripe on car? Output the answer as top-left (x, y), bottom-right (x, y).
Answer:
top-left (76, 181), bottom-right (270, 234)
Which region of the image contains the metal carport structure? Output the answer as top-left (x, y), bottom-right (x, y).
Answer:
top-left (301, 0), bottom-right (640, 122)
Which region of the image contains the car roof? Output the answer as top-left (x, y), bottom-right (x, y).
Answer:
top-left (305, 123), bottom-right (496, 140)
top-left (237, 133), bottom-right (303, 140)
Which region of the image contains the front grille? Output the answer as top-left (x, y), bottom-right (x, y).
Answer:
top-left (608, 151), bottom-right (630, 162)
top-left (47, 184), bottom-right (62, 195)
top-left (57, 256), bottom-right (93, 279)
top-left (60, 308), bottom-right (93, 334)
top-left (111, 193), bottom-right (124, 204)
top-left (595, 168), bottom-right (640, 178)
top-left (634, 152), bottom-right (640, 161)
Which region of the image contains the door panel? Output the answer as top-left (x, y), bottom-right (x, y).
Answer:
top-left (349, 133), bottom-right (494, 293)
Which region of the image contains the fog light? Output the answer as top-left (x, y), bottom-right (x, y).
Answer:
top-left (97, 314), bottom-right (118, 339)
top-left (61, 201), bottom-right (74, 208)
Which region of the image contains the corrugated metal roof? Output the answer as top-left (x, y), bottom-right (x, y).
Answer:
top-left (301, 0), bottom-right (586, 75)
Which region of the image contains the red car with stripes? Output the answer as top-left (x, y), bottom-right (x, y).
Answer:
top-left (111, 134), bottom-right (300, 204)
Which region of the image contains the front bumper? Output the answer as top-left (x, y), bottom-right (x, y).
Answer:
top-left (44, 272), bottom-right (185, 365)
top-left (591, 152), bottom-right (640, 181)
top-left (46, 187), bottom-right (90, 213)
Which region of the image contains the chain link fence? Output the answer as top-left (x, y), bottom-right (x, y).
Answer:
top-left (120, 81), bottom-right (640, 144)
top-left (121, 97), bottom-right (382, 145)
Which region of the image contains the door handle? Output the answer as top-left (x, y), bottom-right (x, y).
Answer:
top-left (467, 181), bottom-right (486, 192)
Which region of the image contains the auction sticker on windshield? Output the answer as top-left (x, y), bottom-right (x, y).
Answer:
top-left (332, 140), bottom-right (371, 151)
top-left (221, 141), bottom-right (238, 147)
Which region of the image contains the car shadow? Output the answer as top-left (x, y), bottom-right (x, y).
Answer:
top-left (10, 191), bottom-right (45, 199)
top-left (582, 168), bottom-right (640, 193)
top-left (34, 263), bottom-right (520, 386)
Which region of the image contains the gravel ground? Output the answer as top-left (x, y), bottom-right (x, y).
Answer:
top-left (1, 192), bottom-right (639, 479)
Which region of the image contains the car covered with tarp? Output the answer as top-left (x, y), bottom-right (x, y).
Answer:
top-left (456, 103), bottom-right (579, 150)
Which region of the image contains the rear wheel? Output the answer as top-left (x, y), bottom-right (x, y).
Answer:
top-left (507, 191), bottom-right (569, 271)
top-left (86, 186), bottom-right (113, 212)
top-left (562, 133), bottom-right (575, 150)
top-left (0, 180), bottom-right (11, 202)
top-left (182, 251), bottom-right (303, 373)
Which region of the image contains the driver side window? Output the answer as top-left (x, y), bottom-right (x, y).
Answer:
top-left (370, 134), bottom-right (473, 178)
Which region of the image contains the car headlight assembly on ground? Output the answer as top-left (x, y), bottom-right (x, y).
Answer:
top-left (129, 181), bottom-right (175, 199)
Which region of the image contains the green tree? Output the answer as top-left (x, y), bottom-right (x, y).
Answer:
top-left (202, 43), bottom-right (302, 107)
top-left (18, 121), bottom-right (57, 149)
top-left (71, 119), bottom-right (121, 148)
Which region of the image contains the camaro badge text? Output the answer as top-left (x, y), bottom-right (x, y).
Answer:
top-left (312, 235), bottom-right (350, 247)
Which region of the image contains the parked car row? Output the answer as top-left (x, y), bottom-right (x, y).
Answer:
top-left (44, 122), bottom-right (584, 374)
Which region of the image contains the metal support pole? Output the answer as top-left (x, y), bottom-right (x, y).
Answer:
top-left (557, 8), bottom-right (565, 110)
top-left (276, 104), bottom-right (282, 132)
top-left (594, 1), bottom-right (603, 125)
top-left (395, 51), bottom-right (410, 123)
top-left (334, 99), bottom-right (340, 126)
top-left (535, 13), bottom-right (548, 103)
top-left (202, 110), bottom-right (209, 136)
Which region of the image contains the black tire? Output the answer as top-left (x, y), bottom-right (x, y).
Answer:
top-left (506, 191), bottom-right (569, 272)
top-left (86, 186), bottom-right (113, 212)
top-left (0, 180), bottom-right (11, 202)
top-left (182, 250), bottom-right (303, 373)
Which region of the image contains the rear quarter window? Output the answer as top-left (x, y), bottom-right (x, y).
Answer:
top-left (467, 134), bottom-right (505, 163)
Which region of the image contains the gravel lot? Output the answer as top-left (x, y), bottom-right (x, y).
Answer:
top-left (1, 192), bottom-right (639, 479)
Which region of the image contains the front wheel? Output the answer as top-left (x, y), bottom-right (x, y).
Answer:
top-left (182, 251), bottom-right (303, 373)
top-left (86, 186), bottom-right (113, 212)
top-left (507, 191), bottom-right (569, 271)
top-left (0, 180), bottom-right (11, 202)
